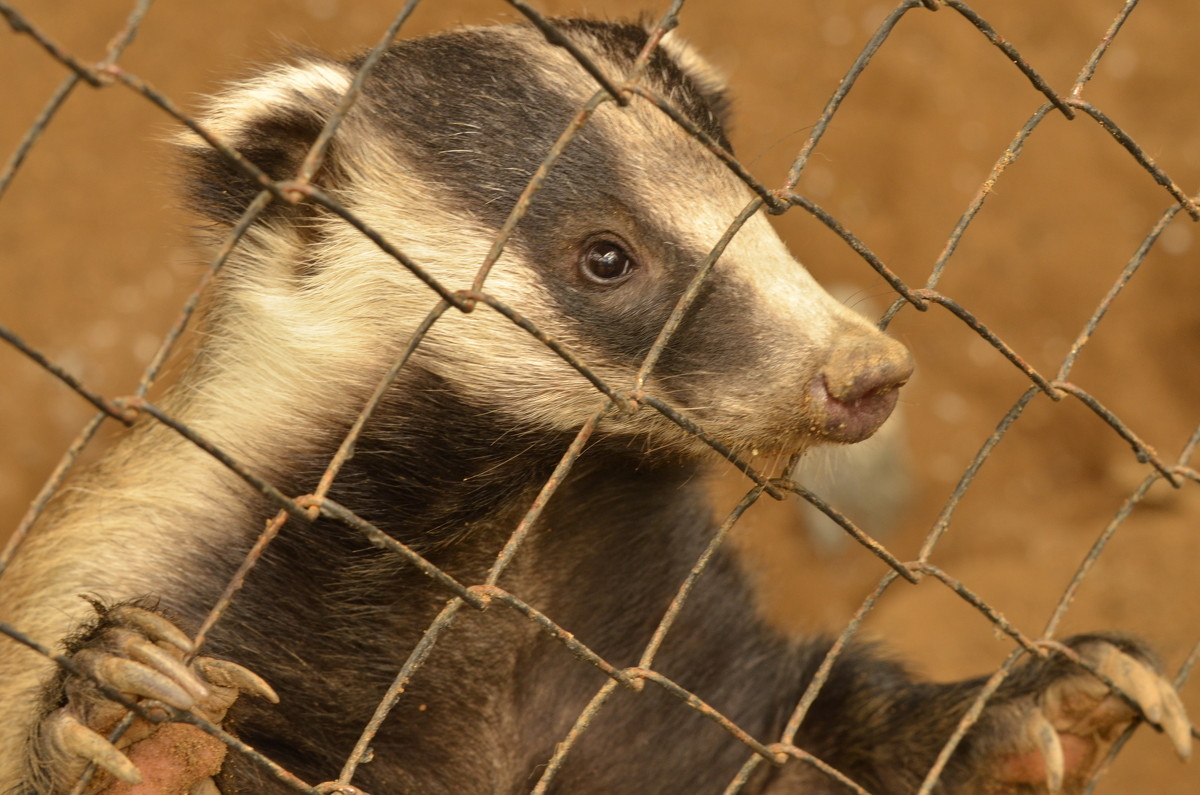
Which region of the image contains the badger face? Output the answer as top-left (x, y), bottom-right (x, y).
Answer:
top-left (180, 20), bottom-right (911, 466)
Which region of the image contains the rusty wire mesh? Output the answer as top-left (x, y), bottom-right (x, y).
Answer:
top-left (1, 0), bottom-right (1198, 793)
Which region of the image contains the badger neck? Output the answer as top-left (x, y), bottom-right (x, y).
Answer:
top-left (311, 370), bottom-right (722, 667)
top-left (321, 364), bottom-right (715, 591)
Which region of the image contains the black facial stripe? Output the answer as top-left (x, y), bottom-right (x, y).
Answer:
top-left (554, 19), bottom-right (732, 149)
top-left (544, 231), bottom-right (702, 364)
top-left (353, 24), bottom-right (741, 370)
top-left (354, 30), bottom-right (585, 235)
top-left (539, 220), bottom-right (766, 403)
top-left (650, 268), bottom-right (767, 408)
top-left (353, 22), bottom-right (731, 244)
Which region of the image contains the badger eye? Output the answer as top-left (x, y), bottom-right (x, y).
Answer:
top-left (580, 241), bottom-right (636, 284)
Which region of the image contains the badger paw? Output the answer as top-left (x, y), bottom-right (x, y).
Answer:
top-left (30, 603), bottom-right (278, 794)
top-left (983, 634), bottom-right (1192, 794)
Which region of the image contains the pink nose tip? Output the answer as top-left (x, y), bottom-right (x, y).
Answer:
top-left (812, 331), bottom-right (913, 443)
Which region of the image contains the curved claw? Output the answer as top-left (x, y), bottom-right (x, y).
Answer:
top-left (109, 605), bottom-right (193, 653)
top-left (1029, 709), bottom-right (1065, 793)
top-left (195, 656), bottom-right (279, 704)
top-left (191, 777), bottom-right (222, 795)
top-left (1094, 646), bottom-right (1163, 724)
top-left (116, 631), bottom-right (211, 702)
top-left (1155, 676), bottom-right (1194, 760)
top-left (1087, 643), bottom-right (1193, 759)
top-left (92, 654), bottom-right (196, 711)
top-left (47, 711), bottom-right (142, 785)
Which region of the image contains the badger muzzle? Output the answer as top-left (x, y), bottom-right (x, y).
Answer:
top-left (810, 329), bottom-right (913, 444)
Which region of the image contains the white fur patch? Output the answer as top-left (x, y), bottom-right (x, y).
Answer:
top-left (659, 30), bottom-right (729, 99)
top-left (177, 59), bottom-right (354, 148)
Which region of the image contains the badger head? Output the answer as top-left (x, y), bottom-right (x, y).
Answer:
top-left (177, 19), bottom-right (912, 469)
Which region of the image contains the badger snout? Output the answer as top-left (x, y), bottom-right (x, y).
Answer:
top-left (811, 330), bottom-right (913, 444)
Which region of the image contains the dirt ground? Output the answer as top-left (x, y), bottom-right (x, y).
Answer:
top-left (1, 0), bottom-right (1197, 792)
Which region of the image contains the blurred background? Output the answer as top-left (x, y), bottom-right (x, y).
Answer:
top-left (2, 1), bottom-right (1197, 791)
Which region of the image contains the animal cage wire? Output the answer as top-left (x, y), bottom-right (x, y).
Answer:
top-left (1, 0), bottom-right (1197, 792)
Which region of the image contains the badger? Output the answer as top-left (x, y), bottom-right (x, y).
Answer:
top-left (0, 17), bottom-right (1191, 795)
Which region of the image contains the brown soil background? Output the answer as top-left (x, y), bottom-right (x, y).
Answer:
top-left (1, 1), bottom-right (1197, 791)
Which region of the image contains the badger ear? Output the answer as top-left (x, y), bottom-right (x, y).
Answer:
top-left (658, 32), bottom-right (732, 135)
top-left (178, 57), bottom-right (355, 226)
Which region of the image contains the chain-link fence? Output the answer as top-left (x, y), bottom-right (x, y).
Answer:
top-left (1, 0), bottom-right (1197, 793)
